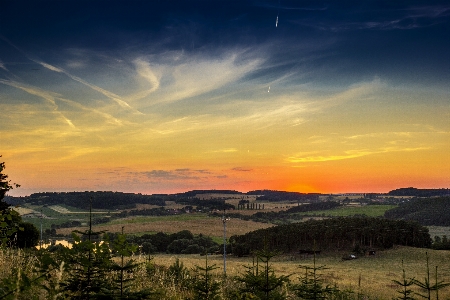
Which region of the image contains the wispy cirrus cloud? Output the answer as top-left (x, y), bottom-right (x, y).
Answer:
top-left (0, 79), bottom-right (76, 128)
top-left (0, 60), bottom-right (7, 71)
top-left (232, 167), bottom-right (252, 172)
top-left (48, 64), bottom-right (143, 114)
top-left (287, 146), bottom-right (430, 163)
top-left (123, 58), bottom-right (161, 102)
top-left (144, 51), bottom-right (263, 105)
top-left (0, 79), bottom-right (123, 128)
top-left (294, 4), bottom-right (450, 32)
top-left (207, 148), bottom-right (238, 153)
top-left (140, 169), bottom-right (219, 181)
top-left (0, 36), bottom-right (143, 114)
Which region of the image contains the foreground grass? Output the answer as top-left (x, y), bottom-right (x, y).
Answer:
top-left (1, 246), bottom-right (449, 299)
top-left (152, 246), bottom-right (450, 299)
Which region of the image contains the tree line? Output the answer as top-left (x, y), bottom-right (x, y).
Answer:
top-left (229, 216), bottom-right (432, 257)
top-left (384, 196), bottom-right (450, 226)
top-left (248, 190), bottom-right (320, 202)
top-left (115, 230), bottom-right (220, 255)
top-left (5, 191), bottom-right (167, 210)
top-left (388, 187), bottom-right (450, 197)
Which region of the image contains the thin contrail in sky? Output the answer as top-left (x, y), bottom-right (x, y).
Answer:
top-left (276, 0), bottom-right (280, 27)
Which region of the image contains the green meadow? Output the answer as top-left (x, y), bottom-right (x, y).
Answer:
top-left (300, 204), bottom-right (397, 217)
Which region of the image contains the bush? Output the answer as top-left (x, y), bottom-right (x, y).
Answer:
top-left (182, 244), bottom-right (204, 254)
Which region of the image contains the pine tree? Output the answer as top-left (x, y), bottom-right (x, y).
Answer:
top-left (392, 260), bottom-right (415, 300)
top-left (412, 252), bottom-right (450, 300)
top-left (108, 227), bottom-right (159, 299)
top-left (293, 251), bottom-right (337, 300)
top-left (235, 248), bottom-right (290, 300)
top-left (191, 254), bottom-right (221, 300)
top-left (59, 198), bottom-right (113, 299)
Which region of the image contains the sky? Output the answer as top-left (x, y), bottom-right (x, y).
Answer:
top-left (0, 0), bottom-right (449, 196)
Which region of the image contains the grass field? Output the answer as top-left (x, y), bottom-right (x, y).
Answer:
top-left (56, 214), bottom-right (273, 237)
top-left (150, 246), bottom-right (450, 299)
top-left (428, 226), bottom-right (450, 239)
top-left (21, 205), bottom-right (89, 230)
top-left (300, 204), bottom-right (397, 217)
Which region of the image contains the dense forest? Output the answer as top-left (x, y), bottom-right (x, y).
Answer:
top-left (174, 198), bottom-right (235, 211)
top-left (384, 196), bottom-right (450, 226)
top-left (174, 190), bottom-right (243, 197)
top-left (248, 190), bottom-right (320, 202)
top-left (229, 216), bottom-right (431, 256)
top-left (388, 187), bottom-right (450, 197)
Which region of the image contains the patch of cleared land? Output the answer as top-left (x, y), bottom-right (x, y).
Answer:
top-left (12, 207), bottom-right (37, 215)
top-left (48, 205), bottom-right (115, 214)
top-left (302, 204), bottom-right (397, 217)
top-left (427, 226), bottom-right (450, 238)
top-left (56, 215), bottom-right (273, 237)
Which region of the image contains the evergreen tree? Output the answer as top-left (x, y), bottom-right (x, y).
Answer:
top-left (59, 198), bottom-right (113, 299)
top-left (412, 252), bottom-right (450, 300)
top-left (108, 227), bottom-right (158, 299)
top-left (235, 248), bottom-right (290, 299)
top-left (191, 254), bottom-right (221, 300)
top-left (293, 249), bottom-right (338, 299)
top-left (392, 260), bottom-right (415, 300)
top-left (168, 258), bottom-right (190, 289)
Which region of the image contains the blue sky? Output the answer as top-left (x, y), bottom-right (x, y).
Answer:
top-left (1, 0), bottom-right (449, 196)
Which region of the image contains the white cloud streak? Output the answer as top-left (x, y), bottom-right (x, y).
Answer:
top-left (0, 79), bottom-right (123, 128)
top-left (0, 35), bottom-right (143, 115)
top-left (148, 52), bottom-right (262, 105)
top-left (287, 146), bottom-right (430, 163)
top-left (41, 63), bottom-right (143, 114)
top-left (0, 60), bottom-right (7, 71)
top-left (0, 79), bottom-right (76, 129)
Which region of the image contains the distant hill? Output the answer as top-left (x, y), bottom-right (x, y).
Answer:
top-left (175, 190), bottom-right (243, 198)
top-left (5, 191), bottom-right (167, 210)
top-left (247, 190), bottom-right (320, 202)
top-left (384, 196), bottom-right (450, 226)
top-left (388, 187), bottom-right (450, 197)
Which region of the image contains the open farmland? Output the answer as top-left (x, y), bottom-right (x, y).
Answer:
top-left (56, 214), bottom-right (273, 237)
top-left (300, 204), bottom-right (397, 217)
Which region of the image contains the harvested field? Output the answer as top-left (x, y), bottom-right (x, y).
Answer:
top-left (56, 215), bottom-right (273, 237)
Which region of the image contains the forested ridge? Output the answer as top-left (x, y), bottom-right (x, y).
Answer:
top-left (248, 190), bottom-right (320, 202)
top-left (5, 191), bottom-right (167, 209)
top-left (384, 196), bottom-right (450, 226)
top-left (229, 216), bottom-right (431, 256)
top-left (388, 187), bottom-right (450, 197)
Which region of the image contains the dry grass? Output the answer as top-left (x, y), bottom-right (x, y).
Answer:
top-left (151, 246), bottom-right (450, 299)
top-left (0, 248), bottom-right (45, 298)
top-left (57, 216), bottom-right (273, 237)
top-left (1, 246), bottom-right (449, 299)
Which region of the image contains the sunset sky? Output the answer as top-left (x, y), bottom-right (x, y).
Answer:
top-left (1, 1), bottom-right (449, 196)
